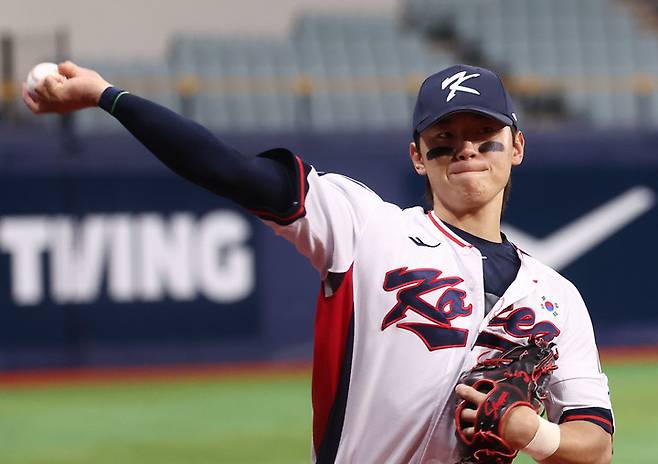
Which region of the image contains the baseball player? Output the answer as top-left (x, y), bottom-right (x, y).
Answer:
top-left (24, 62), bottom-right (613, 463)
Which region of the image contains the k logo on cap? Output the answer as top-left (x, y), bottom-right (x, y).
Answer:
top-left (412, 64), bottom-right (519, 135)
top-left (441, 71), bottom-right (481, 102)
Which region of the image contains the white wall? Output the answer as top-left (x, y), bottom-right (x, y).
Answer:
top-left (1, 0), bottom-right (399, 60)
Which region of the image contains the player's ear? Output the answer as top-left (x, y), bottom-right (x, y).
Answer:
top-left (511, 129), bottom-right (525, 167)
top-left (409, 142), bottom-right (427, 176)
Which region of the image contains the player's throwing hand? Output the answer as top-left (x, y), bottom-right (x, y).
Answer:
top-left (22, 61), bottom-right (111, 114)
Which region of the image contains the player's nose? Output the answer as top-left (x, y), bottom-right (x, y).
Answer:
top-left (455, 141), bottom-right (478, 161)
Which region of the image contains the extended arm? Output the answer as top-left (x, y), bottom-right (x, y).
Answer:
top-left (22, 61), bottom-right (295, 213)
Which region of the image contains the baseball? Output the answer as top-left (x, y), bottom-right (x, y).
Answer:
top-left (26, 62), bottom-right (62, 98)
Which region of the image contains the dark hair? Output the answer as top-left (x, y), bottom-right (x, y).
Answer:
top-left (414, 126), bottom-right (517, 214)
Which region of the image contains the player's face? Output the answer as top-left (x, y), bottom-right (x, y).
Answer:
top-left (409, 112), bottom-right (524, 215)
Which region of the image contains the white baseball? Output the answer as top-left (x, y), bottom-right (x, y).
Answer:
top-left (26, 62), bottom-right (63, 98)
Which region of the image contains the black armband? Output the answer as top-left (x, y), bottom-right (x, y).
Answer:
top-left (99, 86), bottom-right (130, 115)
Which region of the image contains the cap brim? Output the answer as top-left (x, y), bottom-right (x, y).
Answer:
top-left (415, 106), bottom-right (515, 134)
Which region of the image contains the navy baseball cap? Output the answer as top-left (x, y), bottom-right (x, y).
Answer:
top-left (412, 64), bottom-right (518, 135)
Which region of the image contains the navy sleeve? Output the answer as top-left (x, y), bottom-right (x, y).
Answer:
top-left (98, 87), bottom-right (298, 215)
top-left (559, 407), bottom-right (614, 435)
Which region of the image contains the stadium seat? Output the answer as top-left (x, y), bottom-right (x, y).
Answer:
top-left (401, 0), bottom-right (658, 126)
top-left (67, 2), bottom-right (658, 132)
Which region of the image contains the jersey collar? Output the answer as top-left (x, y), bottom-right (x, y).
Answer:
top-left (427, 211), bottom-right (473, 248)
top-left (428, 211), bottom-right (541, 313)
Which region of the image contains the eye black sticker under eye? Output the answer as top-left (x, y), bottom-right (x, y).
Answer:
top-left (426, 147), bottom-right (456, 160)
top-left (479, 141), bottom-right (505, 153)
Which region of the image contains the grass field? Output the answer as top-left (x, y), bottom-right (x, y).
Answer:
top-left (0, 360), bottom-right (655, 463)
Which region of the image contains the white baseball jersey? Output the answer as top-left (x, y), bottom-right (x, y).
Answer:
top-left (257, 153), bottom-right (614, 464)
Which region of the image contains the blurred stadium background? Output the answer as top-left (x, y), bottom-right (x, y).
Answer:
top-left (1, 0), bottom-right (657, 462)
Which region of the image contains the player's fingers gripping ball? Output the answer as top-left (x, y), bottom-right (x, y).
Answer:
top-left (26, 62), bottom-right (66, 99)
top-left (455, 337), bottom-right (558, 464)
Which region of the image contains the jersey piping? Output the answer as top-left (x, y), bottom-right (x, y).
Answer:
top-left (427, 212), bottom-right (470, 248)
top-left (250, 152), bottom-right (310, 225)
top-left (559, 407), bottom-right (614, 434)
top-left (312, 265), bottom-right (356, 461)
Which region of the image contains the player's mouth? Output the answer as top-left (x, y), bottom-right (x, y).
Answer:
top-left (449, 162), bottom-right (489, 175)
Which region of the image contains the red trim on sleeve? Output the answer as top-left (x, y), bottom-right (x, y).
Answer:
top-left (251, 155), bottom-right (307, 223)
top-left (312, 266), bottom-right (355, 455)
top-left (427, 212), bottom-right (470, 248)
top-left (561, 414), bottom-right (613, 428)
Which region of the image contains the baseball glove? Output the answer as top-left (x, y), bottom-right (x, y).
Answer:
top-left (455, 337), bottom-right (558, 464)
